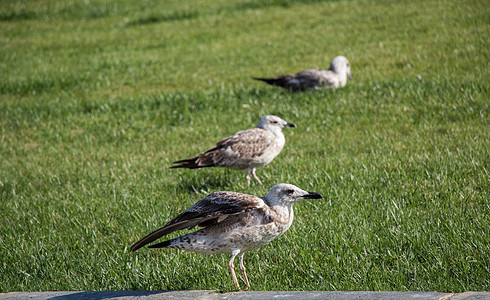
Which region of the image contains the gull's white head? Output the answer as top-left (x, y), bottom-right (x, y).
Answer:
top-left (257, 115), bottom-right (296, 133)
top-left (329, 56), bottom-right (353, 84)
top-left (264, 183), bottom-right (323, 206)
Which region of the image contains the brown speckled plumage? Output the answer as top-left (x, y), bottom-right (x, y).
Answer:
top-left (171, 115), bottom-right (296, 185)
top-left (130, 184), bottom-right (322, 290)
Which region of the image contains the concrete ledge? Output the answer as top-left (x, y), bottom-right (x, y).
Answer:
top-left (1, 291), bottom-right (488, 300)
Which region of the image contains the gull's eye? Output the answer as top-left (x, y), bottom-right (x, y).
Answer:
top-left (286, 189), bottom-right (294, 194)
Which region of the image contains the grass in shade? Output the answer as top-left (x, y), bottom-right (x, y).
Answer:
top-left (1, 0), bottom-right (488, 293)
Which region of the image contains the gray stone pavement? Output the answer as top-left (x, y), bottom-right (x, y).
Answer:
top-left (1, 291), bottom-right (488, 300)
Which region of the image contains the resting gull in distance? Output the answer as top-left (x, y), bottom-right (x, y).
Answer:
top-left (130, 183), bottom-right (323, 290)
top-left (171, 115), bottom-right (296, 185)
top-left (253, 55), bottom-right (353, 91)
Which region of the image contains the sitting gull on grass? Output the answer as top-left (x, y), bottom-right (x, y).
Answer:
top-left (253, 55), bottom-right (353, 91)
top-left (130, 183), bottom-right (323, 290)
top-left (171, 115), bottom-right (296, 185)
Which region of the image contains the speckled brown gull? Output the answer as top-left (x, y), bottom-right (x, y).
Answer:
top-left (170, 115), bottom-right (296, 185)
top-left (130, 183), bottom-right (322, 290)
top-left (254, 56), bottom-right (353, 91)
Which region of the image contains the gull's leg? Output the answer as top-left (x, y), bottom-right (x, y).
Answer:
top-left (251, 168), bottom-right (263, 185)
top-left (245, 170), bottom-right (251, 186)
top-left (238, 252), bottom-right (250, 289)
top-left (229, 249), bottom-right (241, 290)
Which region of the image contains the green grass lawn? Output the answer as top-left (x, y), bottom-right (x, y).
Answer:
top-left (1, 0), bottom-right (488, 293)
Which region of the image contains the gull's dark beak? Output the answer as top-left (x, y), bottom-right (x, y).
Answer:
top-left (286, 122), bottom-right (296, 128)
top-left (303, 192), bottom-right (323, 199)
top-left (348, 73), bottom-right (353, 81)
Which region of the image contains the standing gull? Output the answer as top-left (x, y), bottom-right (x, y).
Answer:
top-left (171, 115), bottom-right (296, 185)
top-left (254, 55), bottom-right (353, 91)
top-left (130, 183), bottom-right (323, 290)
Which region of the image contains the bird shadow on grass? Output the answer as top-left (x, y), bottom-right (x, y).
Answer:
top-left (49, 290), bottom-right (169, 300)
top-left (174, 172), bottom-right (242, 194)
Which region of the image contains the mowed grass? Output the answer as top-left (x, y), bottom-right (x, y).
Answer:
top-left (0, 0), bottom-right (488, 293)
